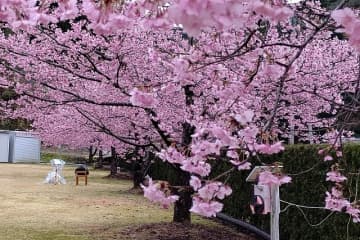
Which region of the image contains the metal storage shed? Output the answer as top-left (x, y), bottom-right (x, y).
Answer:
top-left (0, 131), bottom-right (40, 163)
top-left (0, 131), bottom-right (10, 162)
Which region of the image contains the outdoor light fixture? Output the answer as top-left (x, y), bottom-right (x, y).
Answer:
top-left (247, 165), bottom-right (283, 240)
top-left (250, 184), bottom-right (271, 214)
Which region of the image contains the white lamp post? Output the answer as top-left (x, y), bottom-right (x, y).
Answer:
top-left (246, 166), bottom-right (283, 240)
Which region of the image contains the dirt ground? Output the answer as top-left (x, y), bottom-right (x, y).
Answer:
top-left (119, 223), bottom-right (255, 240)
top-left (0, 164), bottom-right (253, 240)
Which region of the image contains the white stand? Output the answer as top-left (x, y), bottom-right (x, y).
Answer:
top-left (270, 184), bottom-right (280, 240)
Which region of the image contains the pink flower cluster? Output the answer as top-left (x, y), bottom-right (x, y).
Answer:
top-left (82, 0), bottom-right (132, 35)
top-left (130, 88), bottom-right (157, 108)
top-left (167, 0), bottom-right (249, 36)
top-left (190, 197), bottom-right (224, 217)
top-left (332, 8), bottom-right (360, 50)
top-left (158, 146), bottom-right (211, 176)
top-left (157, 147), bottom-right (186, 164)
top-left (324, 155), bottom-right (333, 161)
top-left (233, 110), bottom-right (254, 126)
top-left (189, 178), bottom-right (232, 217)
top-left (197, 181), bottom-right (232, 200)
top-left (180, 156), bottom-right (211, 177)
top-left (325, 187), bottom-right (360, 223)
top-left (191, 140), bottom-right (222, 157)
top-left (141, 177), bottom-right (179, 209)
top-left (171, 57), bottom-right (195, 85)
top-left (230, 160), bottom-right (252, 170)
top-left (251, 0), bottom-right (294, 22)
top-left (326, 171), bottom-right (347, 183)
top-left (0, 1), bottom-right (55, 30)
top-left (254, 141), bottom-right (285, 155)
top-left (318, 131), bottom-right (359, 222)
top-left (258, 171), bottom-right (292, 186)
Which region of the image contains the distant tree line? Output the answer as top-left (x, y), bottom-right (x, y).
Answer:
top-left (0, 87), bottom-right (30, 130)
top-left (321, 0), bottom-right (360, 9)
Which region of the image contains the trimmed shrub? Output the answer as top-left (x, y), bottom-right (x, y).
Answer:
top-left (149, 144), bottom-right (360, 240)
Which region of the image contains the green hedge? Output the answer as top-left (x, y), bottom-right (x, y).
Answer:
top-left (40, 152), bottom-right (87, 163)
top-left (149, 144), bottom-right (360, 240)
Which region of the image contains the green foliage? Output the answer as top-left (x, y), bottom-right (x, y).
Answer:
top-left (0, 87), bottom-right (31, 131)
top-left (149, 144), bottom-right (360, 240)
top-left (0, 87), bottom-right (17, 101)
top-left (0, 118), bottom-right (30, 131)
top-left (40, 152), bottom-right (87, 163)
top-left (321, 0), bottom-right (360, 9)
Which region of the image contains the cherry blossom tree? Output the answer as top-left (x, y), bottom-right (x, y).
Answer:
top-left (0, 0), bottom-right (359, 225)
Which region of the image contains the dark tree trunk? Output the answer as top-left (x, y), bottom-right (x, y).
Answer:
top-left (95, 149), bottom-right (103, 169)
top-left (132, 150), bottom-right (153, 189)
top-left (88, 146), bottom-right (97, 164)
top-left (110, 146), bottom-right (117, 176)
top-left (133, 168), bottom-right (143, 189)
top-left (181, 122), bottom-right (196, 146)
top-left (171, 121), bottom-right (196, 224)
top-left (172, 171), bottom-right (192, 224)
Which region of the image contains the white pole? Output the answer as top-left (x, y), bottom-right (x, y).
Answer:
top-left (270, 184), bottom-right (280, 240)
top-left (308, 124), bottom-right (314, 144)
top-left (289, 125), bottom-right (294, 145)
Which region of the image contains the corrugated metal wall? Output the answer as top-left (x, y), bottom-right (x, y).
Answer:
top-left (0, 133), bottom-right (10, 162)
top-left (11, 136), bottom-right (40, 163)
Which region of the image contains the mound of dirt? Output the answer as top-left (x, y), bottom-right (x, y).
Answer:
top-left (119, 222), bottom-right (256, 240)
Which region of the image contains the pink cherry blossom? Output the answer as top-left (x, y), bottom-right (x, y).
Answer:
top-left (190, 176), bottom-right (202, 191)
top-left (336, 151), bottom-right (343, 157)
top-left (324, 155), bottom-right (333, 161)
top-left (211, 126), bottom-right (232, 145)
top-left (216, 185), bottom-right (232, 200)
top-left (157, 147), bottom-right (185, 164)
top-left (230, 160), bottom-right (252, 170)
top-left (197, 182), bottom-right (232, 201)
top-left (325, 187), bottom-right (350, 212)
top-left (180, 159), bottom-right (211, 177)
top-left (331, 8), bottom-right (360, 50)
top-left (226, 150), bottom-right (239, 159)
top-left (130, 88), bottom-right (157, 108)
top-left (237, 162), bottom-right (252, 170)
top-left (251, 0), bottom-right (293, 22)
top-left (258, 171), bottom-right (292, 186)
top-left (331, 8), bottom-right (358, 28)
top-left (198, 182), bottom-right (220, 200)
top-left (234, 110), bottom-right (254, 126)
top-left (346, 207), bottom-right (360, 223)
top-left (326, 171), bottom-right (347, 183)
top-left (141, 177), bottom-right (179, 209)
top-left (0, 0), bottom-right (358, 224)
top-left (254, 141), bottom-right (285, 155)
top-left (325, 192), bottom-right (350, 212)
top-left (190, 197), bottom-right (223, 217)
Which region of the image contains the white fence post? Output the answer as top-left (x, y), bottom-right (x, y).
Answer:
top-left (270, 184), bottom-right (280, 240)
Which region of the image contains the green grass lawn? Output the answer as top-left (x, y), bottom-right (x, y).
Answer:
top-left (0, 164), bottom-right (213, 240)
